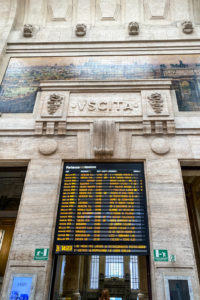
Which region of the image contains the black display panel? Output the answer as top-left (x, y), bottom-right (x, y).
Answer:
top-left (54, 163), bottom-right (149, 255)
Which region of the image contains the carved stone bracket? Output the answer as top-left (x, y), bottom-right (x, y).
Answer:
top-left (143, 120), bottom-right (175, 135)
top-left (182, 21), bottom-right (194, 34)
top-left (75, 24), bottom-right (86, 37)
top-left (35, 121), bottom-right (66, 135)
top-left (128, 22), bottom-right (139, 36)
top-left (23, 24), bottom-right (34, 37)
top-left (93, 120), bottom-right (115, 157)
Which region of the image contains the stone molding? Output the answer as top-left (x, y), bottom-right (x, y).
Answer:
top-left (6, 40), bottom-right (200, 55)
top-left (39, 79), bottom-right (172, 92)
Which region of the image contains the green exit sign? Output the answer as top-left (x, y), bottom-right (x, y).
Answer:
top-left (154, 249), bottom-right (168, 262)
top-left (34, 248), bottom-right (49, 260)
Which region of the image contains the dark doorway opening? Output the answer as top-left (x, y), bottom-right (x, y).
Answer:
top-left (182, 166), bottom-right (200, 282)
top-left (0, 167), bottom-right (27, 292)
top-left (51, 255), bottom-right (151, 300)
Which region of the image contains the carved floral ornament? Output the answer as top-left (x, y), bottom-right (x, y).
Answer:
top-left (47, 94), bottom-right (63, 115)
top-left (148, 93), bottom-right (164, 114)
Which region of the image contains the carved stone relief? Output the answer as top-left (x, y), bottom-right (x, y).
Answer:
top-left (34, 81), bottom-right (176, 137)
top-left (40, 92), bottom-right (66, 118)
top-left (144, 0), bottom-right (170, 19)
top-left (75, 24), bottom-right (86, 37)
top-left (141, 89), bottom-right (175, 135)
top-left (38, 139), bottom-right (58, 155)
top-left (148, 93), bottom-right (163, 114)
top-left (151, 138), bottom-right (170, 155)
top-left (48, 0), bottom-right (72, 21)
top-left (182, 21), bottom-right (194, 34)
top-left (47, 94), bottom-right (63, 115)
top-left (97, 0), bottom-right (120, 21)
top-left (93, 120), bottom-right (115, 156)
top-left (142, 90), bottom-right (170, 117)
top-left (23, 24), bottom-right (34, 37)
top-left (35, 91), bottom-right (69, 136)
top-left (69, 93), bottom-right (142, 117)
top-left (128, 22), bottom-right (139, 35)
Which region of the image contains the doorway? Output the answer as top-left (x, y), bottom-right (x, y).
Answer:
top-left (51, 255), bottom-right (150, 300)
top-left (0, 167), bottom-right (27, 292)
top-left (182, 166), bottom-right (200, 282)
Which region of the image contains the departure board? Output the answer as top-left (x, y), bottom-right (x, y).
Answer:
top-left (54, 163), bottom-right (149, 255)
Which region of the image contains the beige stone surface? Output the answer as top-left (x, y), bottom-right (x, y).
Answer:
top-left (0, 0), bottom-right (200, 299)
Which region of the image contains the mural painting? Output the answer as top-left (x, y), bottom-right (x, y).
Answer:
top-left (0, 55), bottom-right (200, 113)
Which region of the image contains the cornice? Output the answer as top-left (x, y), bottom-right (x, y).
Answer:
top-left (40, 79), bottom-right (172, 92)
top-left (6, 39), bottom-right (200, 55)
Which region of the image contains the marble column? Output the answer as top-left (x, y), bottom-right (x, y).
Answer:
top-left (138, 256), bottom-right (148, 298)
top-left (62, 255), bottom-right (81, 300)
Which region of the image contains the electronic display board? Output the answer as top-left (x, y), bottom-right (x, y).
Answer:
top-left (54, 163), bottom-right (149, 255)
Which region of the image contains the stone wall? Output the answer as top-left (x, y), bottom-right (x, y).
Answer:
top-left (0, 0), bottom-right (200, 299)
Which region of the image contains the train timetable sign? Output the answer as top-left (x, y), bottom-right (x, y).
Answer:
top-left (54, 163), bottom-right (149, 255)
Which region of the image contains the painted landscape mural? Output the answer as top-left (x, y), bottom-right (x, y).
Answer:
top-left (0, 55), bottom-right (200, 113)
